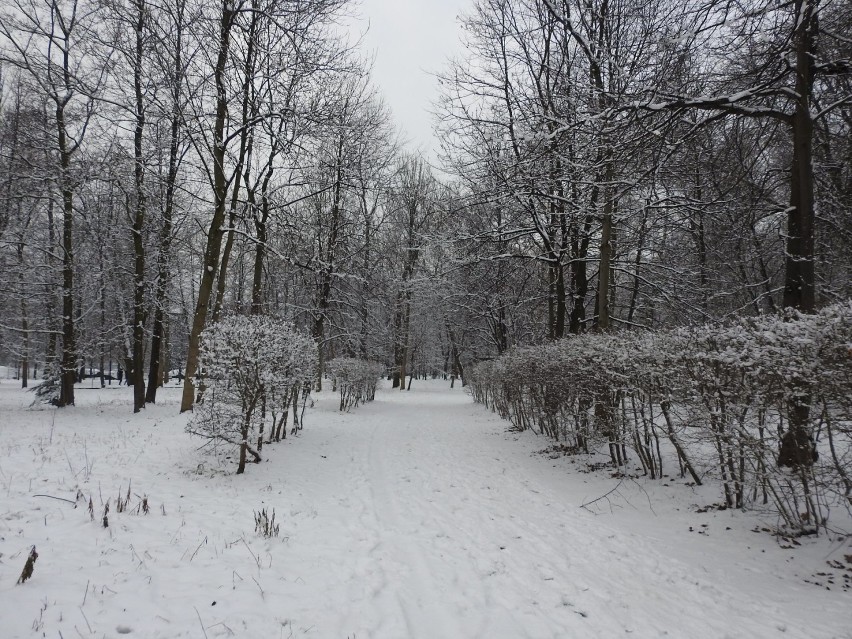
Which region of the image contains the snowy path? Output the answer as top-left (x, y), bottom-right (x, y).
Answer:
top-left (295, 385), bottom-right (848, 639)
top-left (0, 380), bottom-right (849, 638)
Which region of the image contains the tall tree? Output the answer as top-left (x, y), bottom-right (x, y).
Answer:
top-left (623, 0), bottom-right (852, 314)
top-left (0, 0), bottom-right (105, 406)
top-left (179, 0), bottom-right (349, 412)
top-left (145, 0), bottom-right (192, 403)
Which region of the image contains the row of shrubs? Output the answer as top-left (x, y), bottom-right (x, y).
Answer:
top-left (326, 358), bottom-right (384, 411)
top-left (467, 302), bottom-right (852, 533)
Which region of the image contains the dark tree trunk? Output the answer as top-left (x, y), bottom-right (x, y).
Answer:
top-left (45, 191), bottom-right (58, 375)
top-left (778, 0), bottom-right (819, 467)
top-left (595, 162), bottom-right (615, 332)
top-left (147, 0), bottom-right (184, 405)
top-left (211, 4), bottom-right (258, 323)
top-left (131, 0), bottom-right (148, 413)
top-left (57, 104), bottom-right (76, 407)
top-left (17, 239), bottom-right (29, 388)
top-left (181, 0), bottom-right (235, 413)
top-left (783, 0), bottom-right (817, 314)
top-left (313, 134), bottom-right (345, 390)
top-left (568, 217), bottom-right (592, 335)
top-left (250, 170), bottom-right (271, 315)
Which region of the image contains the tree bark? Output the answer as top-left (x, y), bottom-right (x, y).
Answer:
top-left (783, 0), bottom-right (817, 313)
top-left (147, 0), bottom-right (185, 404)
top-left (131, 0), bottom-right (148, 413)
top-left (180, 0), bottom-right (235, 413)
top-left (18, 240), bottom-right (29, 389)
top-left (211, 2), bottom-right (258, 323)
top-left (595, 177), bottom-right (613, 331)
top-left (57, 102), bottom-right (76, 407)
top-left (249, 157), bottom-right (275, 315)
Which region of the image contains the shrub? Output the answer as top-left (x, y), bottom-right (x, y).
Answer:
top-left (326, 358), bottom-right (384, 411)
top-left (30, 366), bottom-right (60, 406)
top-left (186, 316), bottom-right (316, 474)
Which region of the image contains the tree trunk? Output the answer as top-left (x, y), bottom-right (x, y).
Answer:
top-left (783, 0), bottom-right (816, 313)
top-left (394, 288), bottom-right (412, 391)
top-left (313, 314), bottom-right (325, 392)
top-left (596, 197), bottom-right (613, 331)
top-left (147, 0), bottom-right (184, 405)
top-left (180, 1), bottom-right (235, 413)
top-left (45, 190), bottom-right (58, 377)
top-left (57, 104), bottom-right (76, 407)
top-left (211, 4), bottom-right (257, 323)
top-left (313, 134), bottom-right (345, 390)
top-left (250, 170), bottom-right (271, 315)
top-left (569, 214), bottom-right (592, 334)
top-left (20, 278), bottom-right (29, 390)
top-left (445, 318), bottom-right (465, 387)
top-left (547, 259), bottom-right (566, 339)
top-left (358, 203), bottom-right (373, 357)
top-left (777, 0), bottom-right (819, 467)
top-left (131, 0), bottom-right (147, 413)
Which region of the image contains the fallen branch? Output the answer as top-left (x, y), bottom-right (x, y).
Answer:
top-left (33, 494), bottom-right (76, 505)
top-left (581, 479), bottom-right (624, 513)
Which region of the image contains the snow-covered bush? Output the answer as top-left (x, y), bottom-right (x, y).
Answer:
top-left (30, 375), bottom-right (61, 406)
top-left (29, 362), bottom-right (62, 406)
top-left (326, 358), bottom-right (383, 411)
top-left (186, 316), bottom-right (316, 474)
top-left (468, 301), bottom-right (852, 532)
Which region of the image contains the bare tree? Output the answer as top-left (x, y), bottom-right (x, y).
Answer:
top-left (179, 0), bottom-right (350, 412)
top-left (622, 0), bottom-right (851, 314)
top-left (145, 0), bottom-right (193, 403)
top-left (1, 0), bottom-right (106, 406)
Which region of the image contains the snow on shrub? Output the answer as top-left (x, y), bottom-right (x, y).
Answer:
top-left (468, 301), bottom-right (852, 533)
top-left (186, 315), bottom-right (316, 474)
top-left (325, 358), bottom-right (383, 411)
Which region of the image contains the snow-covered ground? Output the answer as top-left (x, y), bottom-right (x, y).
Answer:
top-left (0, 379), bottom-right (849, 638)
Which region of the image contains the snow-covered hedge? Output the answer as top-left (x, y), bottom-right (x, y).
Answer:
top-left (468, 302), bottom-right (852, 532)
top-left (186, 316), bottom-right (316, 474)
top-left (326, 358), bottom-right (384, 411)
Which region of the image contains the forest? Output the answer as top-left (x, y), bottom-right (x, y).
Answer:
top-left (0, 0), bottom-right (850, 524)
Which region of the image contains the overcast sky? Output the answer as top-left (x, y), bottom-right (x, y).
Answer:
top-left (348, 0), bottom-right (470, 155)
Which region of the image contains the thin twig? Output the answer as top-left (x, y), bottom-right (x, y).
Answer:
top-left (194, 607), bottom-right (209, 639)
top-left (581, 479), bottom-right (624, 513)
top-left (251, 575), bottom-right (264, 598)
top-left (79, 607), bottom-right (93, 634)
top-left (240, 536), bottom-right (260, 567)
top-left (628, 477), bottom-right (657, 516)
top-left (190, 536), bottom-right (208, 562)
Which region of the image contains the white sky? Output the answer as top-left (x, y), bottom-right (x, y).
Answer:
top-left (348, 0), bottom-right (471, 155)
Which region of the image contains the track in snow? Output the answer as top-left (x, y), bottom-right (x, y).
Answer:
top-left (0, 380), bottom-right (848, 639)
top-left (284, 382), bottom-right (849, 639)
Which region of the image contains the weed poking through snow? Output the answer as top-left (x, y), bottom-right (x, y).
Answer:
top-left (17, 546), bottom-right (38, 584)
top-left (88, 484), bottom-right (153, 527)
top-left (254, 508), bottom-right (279, 538)
top-left (115, 483), bottom-right (131, 513)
